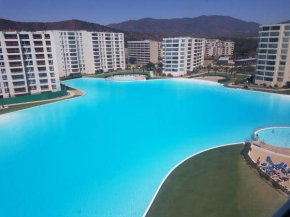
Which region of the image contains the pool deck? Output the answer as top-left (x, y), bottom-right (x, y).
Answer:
top-left (250, 144), bottom-right (290, 189)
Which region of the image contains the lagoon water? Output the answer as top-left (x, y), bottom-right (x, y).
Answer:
top-left (1, 78), bottom-right (290, 217)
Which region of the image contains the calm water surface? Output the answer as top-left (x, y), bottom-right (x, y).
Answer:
top-left (258, 128), bottom-right (290, 148)
top-left (1, 78), bottom-right (290, 217)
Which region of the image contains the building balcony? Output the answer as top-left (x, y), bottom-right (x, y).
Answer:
top-left (36, 54), bottom-right (45, 59)
top-left (8, 57), bottom-right (21, 61)
top-left (4, 35), bottom-right (18, 40)
top-left (5, 42), bottom-right (19, 47)
top-left (9, 62), bottom-right (22, 67)
top-left (35, 48), bottom-right (44, 53)
top-left (33, 35), bottom-right (42, 39)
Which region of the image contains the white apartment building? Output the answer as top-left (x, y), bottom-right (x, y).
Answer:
top-left (53, 31), bottom-right (125, 77)
top-left (0, 31), bottom-right (126, 98)
top-left (205, 39), bottom-right (234, 57)
top-left (162, 37), bottom-right (205, 76)
top-left (255, 24), bottom-right (290, 87)
top-left (0, 31), bottom-right (61, 99)
top-left (127, 40), bottom-right (159, 64)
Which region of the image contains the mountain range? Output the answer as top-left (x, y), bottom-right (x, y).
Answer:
top-left (1, 15), bottom-right (289, 41)
top-left (108, 15), bottom-right (261, 38)
top-left (0, 19), bottom-right (164, 41)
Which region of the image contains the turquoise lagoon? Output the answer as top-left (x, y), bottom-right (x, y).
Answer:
top-left (1, 78), bottom-right (290, 217)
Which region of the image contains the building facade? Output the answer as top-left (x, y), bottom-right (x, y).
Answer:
top-left (0, 30), bottom-right (126, 98)
top-left (0, 31), bottom-right (61, 99)
top-left (158, 41), bottom-right (162, 60)
top-left (127, 40), bottom-right (159, 64)
top-left (255, 24), bottom-right (290, 87)
top-left (205, 39), bottom-right (234, 57)
top-left (53, 31), bottom-right (125, 77)
top-left (162, 37), bottom-right (205, 76)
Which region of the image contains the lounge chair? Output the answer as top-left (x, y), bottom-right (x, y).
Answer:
top-left (281, 168), bottom-right (288, 175)
top-left (274, 162), bottom-right (285, 170)
top-left (279, 177), bottom-right (290, 182)
top-left (261, 163), bottom-right (267, 167)
top-left (266, 156), bottom-right (274, 165)
top-left (263, 166), bottom-right (274, 174)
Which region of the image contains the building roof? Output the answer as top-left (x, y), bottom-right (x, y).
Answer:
top-left (218, 57), bottom-right (229, 61)
top-left (234, 58), bottom-right (256, 62)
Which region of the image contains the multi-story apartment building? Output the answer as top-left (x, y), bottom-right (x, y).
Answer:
top-left (255, 24), bottom-right (290, 87)
top-left (0, 31), bottom-right (61, 99)
top-left (89, 32), bottom-right (125, 73)
top-left (127, 40), bottom-right (159, 64)
top-left (205, 39), bottom-right (234, 57)
top-left (158, 41), bottom-right (162, 60)
top-left (53, 31), bottom-right (125, 77)
top-left (0, 31), bottom-right (126, 98)
top-left (162, 37), bottom-right (205, 76)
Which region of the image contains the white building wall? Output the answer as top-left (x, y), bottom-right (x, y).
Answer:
top-left (162, 37), bottom-right (205, 76)
top-left (255, 24), bottom-right (290, 87)
top-left (205, 39), bottom-right (234, 57)
top-left (0, 31), bottom-right (61, 99)
top-left (0, 30), bottom-right (126, 98)
top-left (52, 31), bottom-right (126, 76)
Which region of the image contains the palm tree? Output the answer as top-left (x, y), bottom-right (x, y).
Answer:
top-left (213, 66), bottom-right (217, 75)
top-left (207, 65), bottom-right (211, 74)
top-left (225, 67), bottom-right (229, 75)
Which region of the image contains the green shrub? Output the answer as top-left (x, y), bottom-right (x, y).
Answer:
top-left (272, 180), bottom-right (280, 189)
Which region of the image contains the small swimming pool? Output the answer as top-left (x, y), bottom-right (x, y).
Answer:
top-left (257, 127), bottom-right (290, 148)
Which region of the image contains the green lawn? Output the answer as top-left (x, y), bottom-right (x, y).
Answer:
top-left (146, 144), bottom-right (287, 217)
top-left (0, 95), bottom-right (81, 115)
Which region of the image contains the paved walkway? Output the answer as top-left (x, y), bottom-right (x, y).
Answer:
top-left (228, 83), bottom-right (288, 92)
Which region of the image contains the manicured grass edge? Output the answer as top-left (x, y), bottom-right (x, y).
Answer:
top-left (143, 142), bottom-right (244, 217)
top-left (0, 85), bottom-right (85, 116)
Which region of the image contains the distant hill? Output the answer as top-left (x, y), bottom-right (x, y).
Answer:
top-left (280, 20), bottom-right (290, 24)
top-left (108, 15), bottom-right (260, 38)
top-left (0, 19), bottom-right (164, 42)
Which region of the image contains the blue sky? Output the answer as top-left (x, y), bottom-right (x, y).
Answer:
top-left (0, 0), bottom-right (289, 25)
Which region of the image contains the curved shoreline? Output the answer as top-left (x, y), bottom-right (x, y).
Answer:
top-left (0, 83), bottom-right (86, 117)
top-left (142, 142), bottom-right (244, 217)
top-left (253, 126), bottom-right (290, 140)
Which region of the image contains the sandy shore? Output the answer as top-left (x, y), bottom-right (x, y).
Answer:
top-left (108, 75), bottom-right (146, 81)
top-left (194, 76), bottom-right (224, 82)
